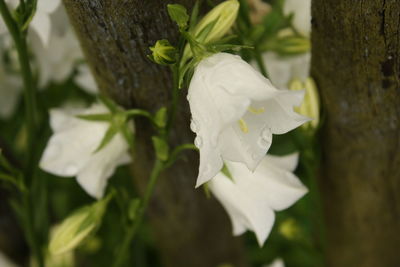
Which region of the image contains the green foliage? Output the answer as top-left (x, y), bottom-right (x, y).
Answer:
top-left (167, 4), bottom-right (189, 29)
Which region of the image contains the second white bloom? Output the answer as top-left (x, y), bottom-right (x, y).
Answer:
top-left (187, 53), bottom-right (308, 187)
top-left (40, 103), bottom-right (131, 199)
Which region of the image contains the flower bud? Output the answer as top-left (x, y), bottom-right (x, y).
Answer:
top-left (182, 0), bottom-right (239, 63)
top-left (193, 0), bottom-right (239, 44)
top-left (289, 77), bottom-right (320, 130)
top-left (279, 218), bottom-right (302, 240)
top-left (149, 39), bottom-right (177, 65)
top-left (49, 197), bottom-right (110, 255)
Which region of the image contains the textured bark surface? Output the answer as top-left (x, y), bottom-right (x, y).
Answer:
top-left (62, 1), bottom-right (247, 267)
top-left (312, 1), bottom-right (400, 266)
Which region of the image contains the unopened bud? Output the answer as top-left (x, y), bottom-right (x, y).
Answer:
top-left (149, 40), bottom-right (177, 65)
top-left (193, 0), bottom-right (239, 44)
top-left (49, 197), bottom-right (110, 255)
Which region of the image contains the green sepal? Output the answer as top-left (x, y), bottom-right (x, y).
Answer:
top-left (98, 95), bottom-right (118, 113)
top-left (167, 4), bottom-right (189, 29)
top-left (221, 164), bottom-right (233, 181)
top-left (76, 113), bottom-right (113, 122)
top-left (149, 39), bottom-right (177, 65)
top-left (152, 136), bottom-right (169, 161)
top-left (188, 1), bottom-right (200, 31)
top-left (94, 125), bottom-right (119, 153)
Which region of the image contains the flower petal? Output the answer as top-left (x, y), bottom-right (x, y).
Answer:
top-left (30, 12), bottom-right (51, 46)
top-left (209, 172), bottom-right (276, 246)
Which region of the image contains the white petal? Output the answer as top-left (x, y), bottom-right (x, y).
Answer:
top-left (283, 0), bottom-right (311, 37)
top-left (75, 64), bottom-right (98, 94)
top-left (262, 90), bottom-right (310, 134)
top-left (40, 104), bottom-right (110, 177)
top-left (209, 172), bottom-right (276, 246)
top-left (77, 134), bottom-right (130, 199)
top-left (231, 156), bottom-right (308, 211)
top-left (0, 252), bottom-right (18, 267)
top-left (264, 258), bottom-right (285, 267)
top-left (265, 153), bottom-right (299, 172)
top-left (262, 52), bottom-right (311, 89)
top-left (38, 0), bottom-right (61, 13)
top-left (30, 12), bottom-right (51, 46)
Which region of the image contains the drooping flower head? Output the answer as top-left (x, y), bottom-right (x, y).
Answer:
top-left (208, 154), bottom-right (307, 246)
top-left (188, 52), bottom-right (308, 187)
top-left (40, 103), bottom-right (132, 199)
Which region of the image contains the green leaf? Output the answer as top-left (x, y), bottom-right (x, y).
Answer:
top-left (167, 4), bottom-right (189, 29)
top-left (151, 136), bottom-right (169, 161)
top-left (76, 113), bottom-right (113, 122)
top-left (94, 126), bottom-right (119, 153)
top-left (98, 95), bottom-right (118, 113)
top-left (154, 107), bottom-right (168, 128)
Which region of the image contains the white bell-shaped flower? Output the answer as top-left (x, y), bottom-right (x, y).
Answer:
top-left (188, 53), bottom-right (308, 187)
top-left (208, 153), bottom-right (308, 246)
top-left (40, 103), bottom-right (131, 199)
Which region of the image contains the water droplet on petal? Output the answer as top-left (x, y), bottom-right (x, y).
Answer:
top-left (64, 164), bottom-right (78, 176)
top-left (190, 120), bottom-right (198, 132)
top-left (261, 127), bottom-right (271, 140)
top-left (258, 137), bottom-right (271, 148)
top-left (194, 136), bottom-right (203, 148)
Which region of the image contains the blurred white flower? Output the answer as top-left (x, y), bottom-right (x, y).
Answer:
top-left (3, 0), bottom-right (61, 45)
top-left (283, 0), bottom-right (311, 37)
top-left (75, 64), bottom-right (98, 94)
top-left (264, 258), bottom-right (285, 267)
top-left (188, 53), bottom-right (308, 187)
top-left (40, 103), bottom-right (131, 199)
top-left (262, 52), bottom-right (310, 89)
top-left (29, 5), bottom-right (83, 87)
top-left (0, 251), bottom-right (18, 267)
top-left (208, 153), bottom-right (307, 246)
top-left (0, 64), bottom-right (22, 119)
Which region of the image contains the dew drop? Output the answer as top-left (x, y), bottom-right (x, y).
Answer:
top-left (258, 137), bottom-right (271, 148)
top-left (194, 136), bottom-right (203, 148)
top-left (261, 127), bottom-right (271, 140)
top-left (64, 163), bottom-right (78, 176)
top-left (190, 120), bottom-right (198, 132)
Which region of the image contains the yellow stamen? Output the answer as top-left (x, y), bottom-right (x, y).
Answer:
top-left (238, 119), bottom-right (249, 133)
top-left (248, 106), bottom-right (265, 114)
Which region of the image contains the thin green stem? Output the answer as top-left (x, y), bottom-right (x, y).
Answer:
top-left (165, 143), bottom-right (197, 169)
top-left (0, 2), bottom-right (43, 267)
top-left (0, 0), bottom-right (38, 144)
top-left (112, 159), bottom-right (164, 267)
top-left (254, 46), bottom-right (268, 77)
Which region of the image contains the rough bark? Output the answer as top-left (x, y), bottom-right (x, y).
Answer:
top-left (62, 1), bottom-right (247, 267)
top-left (311, 1), bottom-right (400, 267)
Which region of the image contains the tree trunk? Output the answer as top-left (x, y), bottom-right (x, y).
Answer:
top-left (311, 1), bottom-right (400, 266)
top-left (62, 1), bottom-right (247, 267)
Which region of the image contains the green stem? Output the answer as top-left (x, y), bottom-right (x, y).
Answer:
top-left (165, 143), bottom-right (197, 169)
top-left (0, 0), bottom-right (38, 145)
top-left (112, 159), bottom-right (164, 267)
top-left (254, 46), bottom-right (268, 78)
top-left (0, 2), bottom-right (43, 266)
